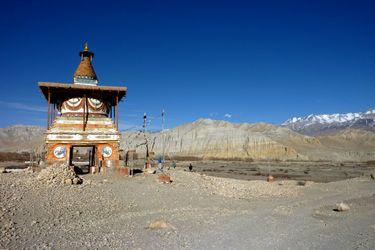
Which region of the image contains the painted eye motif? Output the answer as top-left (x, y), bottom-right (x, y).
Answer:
top-left (90, 98), bottom-right (101, 105)
top-left (67, 98), bottom-right (82, 107)
top-left (102, 146), bottom-right (112, 157)
top-left (88, 98), bottom-right (104, 109)
top-left (71, 98), bottom-right (79, 102)
top-left (53, 146), bottom-right (66, 159)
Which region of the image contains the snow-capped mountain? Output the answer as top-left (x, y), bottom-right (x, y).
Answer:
top-left (282, 109), bottom-right (375, 135)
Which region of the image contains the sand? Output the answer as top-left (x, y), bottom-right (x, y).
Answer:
top-left (1, 163), bottom-right (375, 249)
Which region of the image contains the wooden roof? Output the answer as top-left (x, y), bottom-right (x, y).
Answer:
top-left (38, 82), bottom-right (127, 105)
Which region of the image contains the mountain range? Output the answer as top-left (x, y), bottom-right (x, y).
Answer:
top-left (282, 109), bottom-right (375, 135)
top-left (0, 109), bottom-right (374, 162)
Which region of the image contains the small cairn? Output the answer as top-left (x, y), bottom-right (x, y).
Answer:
top-left (37, 163), bottom-right (82, 186)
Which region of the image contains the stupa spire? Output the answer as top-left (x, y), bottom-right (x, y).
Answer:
top-left (73, 43), bottom-right (98, 85)
top-left (84, 42), bottom-right (89, 51)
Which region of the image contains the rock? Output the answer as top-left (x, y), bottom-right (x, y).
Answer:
top-left (147, 169), bottom-right (156, 174)
top-left (119, 167), bottom-right (130, 176)
top-left (297, 181), bottom-right (306, 186)
top-left (334, 202), bottom-right (350, 212)
top-left (267, 175), bottom-right (275, 182)
top-left (370, 171), bottom-right (375, 180)
top-left (64, 179), bottom-right (72, 185)
top-left (72, 177), bottom-right (82, 185)
top-left (38, 161), bottom-right (46, 168)
top-left (149, 219), bottom-right (169, 229)
top-left (158, 174), bottom-right (172, 183)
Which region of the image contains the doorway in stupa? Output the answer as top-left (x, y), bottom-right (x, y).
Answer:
top-left (69, 146), bottom-right (96, 174)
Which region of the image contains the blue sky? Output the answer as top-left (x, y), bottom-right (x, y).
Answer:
top-left (0, 0), bottom-right (374, 131)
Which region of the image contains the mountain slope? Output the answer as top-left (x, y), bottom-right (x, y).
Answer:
top-left (0, 125), bottom-right (45, 152)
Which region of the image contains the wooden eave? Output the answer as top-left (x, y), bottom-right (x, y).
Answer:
top-left (38, 82), bottom-right (127, 105)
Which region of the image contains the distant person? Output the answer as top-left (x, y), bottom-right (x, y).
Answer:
top-left (157, 157), bottom-right (163, 172)
top-left (189, 163), bottom-right (193, 172)
top-left (171, 161), bottom-right (176, 169)
top-left (125, 152), bottom-right (129, 166)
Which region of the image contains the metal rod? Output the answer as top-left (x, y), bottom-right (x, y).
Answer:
top-left (143, 113), bottom-right (149, 158)
top-left (143, 113), bottom-right (147, 133)
top-left (162, 109), bottom-right (165, 162)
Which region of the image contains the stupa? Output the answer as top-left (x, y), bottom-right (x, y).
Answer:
top-left (38, 43), bottom-right (127, 170)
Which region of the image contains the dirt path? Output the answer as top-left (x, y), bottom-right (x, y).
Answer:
top-left (1, 167), bottom-right (375, 249)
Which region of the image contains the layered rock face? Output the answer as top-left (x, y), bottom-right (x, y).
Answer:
top-left (121, 119), bottom-right (319, 161)
top-left (121, 119), bottom-right (375, 162)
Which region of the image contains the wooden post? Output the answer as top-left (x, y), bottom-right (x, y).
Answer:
top-left (85, 96), bottom-right (88, 128)
top-left (83, 95), bottom-right (88, 131)
top-left (47, 89), bottom-right (51, 129)
top-left (52, 103), bottom-right (55, 125)
top-left (115, 95), bottom-right (119, 130)
top-left (54, 103), bottom-right (56, 121)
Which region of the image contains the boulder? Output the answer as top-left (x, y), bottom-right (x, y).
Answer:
top-left (72, 177), bottom-right (82, 185)
top-left (147, 169), bottom-right (156, 174)
top-left (267, 175), bottom-right (275, 182)
top-left (149, 219), bottom-right (169, 229)
top-left (64, 179), bottom-right (72, 185)
top-left (158, 174), bottom-right (172, 183)
top-left (119, 167), bottom-right (130, 176)
top-left (334, 202), bottom-right (350, 212)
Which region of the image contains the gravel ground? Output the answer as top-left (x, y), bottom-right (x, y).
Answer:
top-left (190, 160), bottom-right (375, 182)
top-left (1, 165), bottom-right (375, 249)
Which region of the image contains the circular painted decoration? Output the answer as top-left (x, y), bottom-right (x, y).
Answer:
top-left (102, 146), bottom-right (113, 158)
top-left (53, 146), bottom-right (66, 159)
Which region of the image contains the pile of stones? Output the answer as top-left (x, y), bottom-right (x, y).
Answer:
top-left (37, 163), bottom-right (83, 185)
